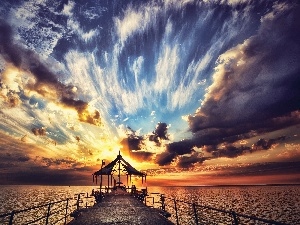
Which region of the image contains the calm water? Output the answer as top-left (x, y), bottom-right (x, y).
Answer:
top-left (0, 185), bottom-right (299, 224)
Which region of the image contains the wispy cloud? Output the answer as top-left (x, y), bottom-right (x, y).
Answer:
top-left (155, 44), bottom-right (179, 94)
top-left (114, 3), bottom-right (160, 46)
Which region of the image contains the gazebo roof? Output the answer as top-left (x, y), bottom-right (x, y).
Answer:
top-left (93, 152), bottom-right (146, 177)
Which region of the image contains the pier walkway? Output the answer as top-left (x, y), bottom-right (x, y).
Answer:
top-left (67, 189), bottom-right (174, 225)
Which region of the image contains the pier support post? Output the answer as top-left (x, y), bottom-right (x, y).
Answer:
top-left (192, 203), bottom-right (199, 225)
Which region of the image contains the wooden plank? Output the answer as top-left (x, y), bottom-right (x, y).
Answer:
top-left (68, 190), bottom-right (174, 225)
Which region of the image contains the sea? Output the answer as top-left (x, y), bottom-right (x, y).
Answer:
top-left (0, 185), bottom-right (299, 225)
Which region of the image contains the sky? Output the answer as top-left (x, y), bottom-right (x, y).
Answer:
top-left (0, 0), bottom-right (299, 186)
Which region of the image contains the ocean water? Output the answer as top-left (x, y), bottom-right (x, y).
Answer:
top-left (0, 185), bottom-right (299, 224)
top-left (148, 185), bottom-right (300, 225)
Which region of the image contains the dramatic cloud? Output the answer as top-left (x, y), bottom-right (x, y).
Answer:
top-left (61, 98), bottom-right (101, 126)
top-left (121, 122), bottom-right (171, 154)
top-left (149, 122), bottom-right (169, 145)
top-left (120, 126), bottom-right (144, 151)
top-left (188, 2), bottom-right (300, 141)
top-left (40, 157), bottom-right (80, 168)
top-left (1, 0), bottom-right (299, 185)
top-left (177, 151), bottom-right (207, 168)
top-left (155, 139), bottom-right (194, 166)
top-left (0, 133), bottom-right (93, 185)
top-left (130, 151), bottom-right (154, 162)
top-left (0, 152), bottom-right (30, 165)
top-left (215, 161), bottom-right (300, 178)
top-left (154, 122), bottom-right (169, 140)
top-left (155, 150), bottom-right (177, 166)
top-left (213, 144), bottom-right (251, 158)
top-left (0, 166), bottom-right (91, 185)
top-left (157, 134), bottom-right (290, 167)
top-left (0, 19), bottom-right (101, 126)
top-left (252, 136), bottom-right (286, 151)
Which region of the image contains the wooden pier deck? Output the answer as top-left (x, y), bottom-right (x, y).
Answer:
top-left (67, 189), bottom-right (174, 225)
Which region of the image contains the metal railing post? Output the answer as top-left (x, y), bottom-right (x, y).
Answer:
top-left (76, 194), bottom-right (80, 210)
top-left (8, 211), bottom-right (15, 225)
top-left (45, 203), bottom-right (51, 225)
top-left (173, 199), bottom-right (179, 225)
top-left (64, 199), bottom-right (69, 225)
top-left (231, 210), bottom-right (239, 225)
top-left (161, 195), bottom-right (165, 211)
top-left (192, 203), bottom-right (199, 225)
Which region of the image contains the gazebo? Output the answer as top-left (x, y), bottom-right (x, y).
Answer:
top-left (92, 151), bottom-right (147, 192)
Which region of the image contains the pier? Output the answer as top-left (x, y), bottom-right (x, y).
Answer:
top-left (0, 152), bottom-right (291, 225)
top-left (68, 189), bottom-right (174, 225)
top-left (68, 151), bottom-right (174, 225)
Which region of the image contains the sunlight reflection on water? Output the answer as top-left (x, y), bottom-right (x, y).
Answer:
top-left (0, 185), bottom-right (299, 224)
top-left (148, 186), bottom-right (300, 225)
top-left (0, 185), bottom-right (93, 213)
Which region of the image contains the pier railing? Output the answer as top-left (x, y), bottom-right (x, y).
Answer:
top-left (146, 193), bottom-right (290, 225)
top-left (0, 198), bottom-right (72, 225)
top-left (0, 193), bottom-right (95, 225)
top-left (0, 191), bottom-right (291, 225)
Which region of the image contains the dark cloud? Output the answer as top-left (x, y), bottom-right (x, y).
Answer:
top-left (0, 153), bottom-right (30, 164)
top-left (188, 3), bottom-right (300, 142)
top-left (17, 156), bottom-right (30, 162)
top-left (61, 98), bottom-right (101, 126)
top-left (0, 152), bottom-right (92, 185)
top-left (155, 139), bottom-right (194, 166)
top-left (40, 157), bottom-right (79, 167)
top-left (31, 127), bottom-right (46, 136)
top-left (155, 151), bottom-right (177, 166)
top-left (156, 135), bottom-right (289, 167)
top-left (149, 122), bottom-right (169, 146)
top-left (121, 123), bottom-right (173, 162)
top-left (0, 167), bottom-right (90, 185)
top-left (168, 139), bottom-right (194, 155)
top-left (121, 137), bottom-right (143, 151)
top-left (154, 122), bottom-right (169, 140)
top-left (0, 19), bottom-right (101, 126)
top-left (216, 161), bottom-right (300, 178)
top-left (214, 144), bottom-right (251, 158)
top-left (252, 136), bottom-right (286, 151)
top-left (206, 135), bottom-right (287, 159)
top-left (0, 20), bottom-right (22, 66)
top-left (130, 151), bottom-right (154, 162)
top-left (120, 126), bottom-right (144, 151)
top-left (0, 133), bottom-right (92, 185)
top-left (177, 152), bottom-right (206, 168)
top-left (164, 3), bottom-right (300, 166)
